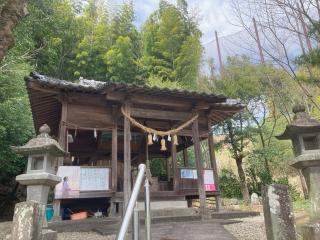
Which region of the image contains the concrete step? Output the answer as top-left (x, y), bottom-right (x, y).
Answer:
top-left (139, 207), bottom-right (198, 218)
top-left (137, 200), bottom-right (188, 210)
top-left (211, 210), bottom-right (260, 219)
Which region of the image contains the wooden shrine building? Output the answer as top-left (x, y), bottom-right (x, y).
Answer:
top-left (25, 72), bottom-right (243, 218)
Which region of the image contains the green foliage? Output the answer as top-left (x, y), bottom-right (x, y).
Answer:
top-left (24, 0), bottom-right (81, 80)
top-left (219, 168), bottom-right (243, 199)
top-left (141, 0), bottom-right (202, 88)
top-left (293, 198), bottom-right (310, 212)
top-left (146, 74), bottom-right (183, 89)
top-left (296, 49), bottom-right (320, 67)
top-left (150, 158), bottom-right (167, 177)
top-left (274, 177), bottom-right (301, 201)
top-left (104, 36), bottom-right (140, 83)
top-left (73, 0), bottom-right (110, 80)
top-left (213, 55), bottom-right (304, 202)
top-left (0, 58), bottom-right (34, 183)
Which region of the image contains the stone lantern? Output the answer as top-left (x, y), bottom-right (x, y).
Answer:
top-left (277, 105), bottom-right (320, 239)
top-left (12, 124), bottom-right (68, 205)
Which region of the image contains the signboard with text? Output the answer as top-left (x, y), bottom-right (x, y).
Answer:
top-left (55, 166), bottom-right (110, 199)
top-left (180, 168), bottom-right (216, 192)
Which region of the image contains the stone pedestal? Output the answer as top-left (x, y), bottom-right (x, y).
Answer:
top-left (300, 222), bottom-right (320, 240)
top-left (11, 201), bottom-right (45, 240)
top-left (262, 184), bottom-right (296, 240)
top-left (42, 229), bottom-right (58, 240)
top-left (302, 166), bottom-right (320, 219)
top-left (16, 172), bottom-right (60, 205)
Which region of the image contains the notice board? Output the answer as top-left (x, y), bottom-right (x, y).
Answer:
top-left (55, 166), bottom-right (110, 199)
top-left (80, 167), bottom-right (110, 191)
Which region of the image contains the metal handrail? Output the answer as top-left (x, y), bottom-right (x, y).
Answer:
top-left (116, 164), bottom-right (151, 240)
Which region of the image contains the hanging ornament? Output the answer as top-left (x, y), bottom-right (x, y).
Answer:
top-left (148, 133), bottom-right (153, 145)
top-left (153, 133), bottom-right (157, 141)
top-left (94, 128), bottom-right (97, 139)
top-left (173, 135), bottom-right (178, 145)
top-left (160, 138), bottom-right (167, 151)
top-left (74, 127), bottom-right (77, 139)
top-left (167, 134), bottom-right (172, 142)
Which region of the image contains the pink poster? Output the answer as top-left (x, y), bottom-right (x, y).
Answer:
top-left (55, 166), bottom-right (80, 199)
top-left (204, 170), bottom-right (216, 192)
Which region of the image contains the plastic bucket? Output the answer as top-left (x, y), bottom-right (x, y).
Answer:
top-left (46, 206), bottom-right (54, 221)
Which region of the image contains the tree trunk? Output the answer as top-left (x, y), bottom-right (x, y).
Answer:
top-left (0, 0), bottom-right (28, 62)
top-left (236, 157), bottom-right (250, 204)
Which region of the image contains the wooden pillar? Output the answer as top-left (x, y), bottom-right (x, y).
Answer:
top-left (123, 102), bottom-right (131, 213)
top-left (192, 118), bottom-right (207, 218)
top-left (167, 157), bottom-right (171, 182)
top-left (54, 96), bottom-right (68, 218)
top-left (207, 119), bottom-right (223, 211)
top-left (112, 106), bottom-right (118, 191)
top-left (171, 141), bottom-right (179, 192)
top-left (58, 98), bottom-right (68, 165)
top-left (110, 106), bottom-right (118, 216)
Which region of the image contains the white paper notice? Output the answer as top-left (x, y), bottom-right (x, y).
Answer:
top-left (80, 168), bottom-right (109, 191)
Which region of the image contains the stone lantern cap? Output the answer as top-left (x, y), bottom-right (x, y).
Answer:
top-left (12, 124), bottom-right (68, 157)
top-left (276, 105), bottom-right (320, 140)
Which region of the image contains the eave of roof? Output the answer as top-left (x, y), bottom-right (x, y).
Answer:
top-left (25, 72), bottom-right (233, 103)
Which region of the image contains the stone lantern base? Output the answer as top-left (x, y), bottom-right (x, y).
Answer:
top-left (16, 172), bottom-right (61, 204)
top-left (300, 166), bottom-right (320, 219)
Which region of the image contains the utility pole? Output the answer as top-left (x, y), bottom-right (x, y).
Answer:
top-left (294, 15), bottom-right (306, 55)
top-left (253, 18), bottom-right (265, 64)
top-left (215, 30), bottom-right (223, 75)
top-left (297, 4), bottom-right (312, 52)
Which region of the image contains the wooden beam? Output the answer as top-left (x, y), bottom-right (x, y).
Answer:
top-left (192, 118), bottom-right (207, 217)
top-left (28, 82), bottom-right (60, 95)
top-left (106, 92), bottom-right (193, 109)
top-left (171, 141), bottom-right (179, 192)
top-left (207, 119), bottom-right (222, 211)
top-left (133, 95), bottom-right (193, 109)
top-left (106, 92), bottom-right (126, 102)
top-left (123, 102), bottom-right (131, 213)
top-left (131, 107), bottom-right (191, 121)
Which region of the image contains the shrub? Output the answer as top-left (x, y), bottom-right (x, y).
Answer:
top-left (219, 168), bottom-right (242, 199)
top-left (274, 177), bottom-right (301, 201)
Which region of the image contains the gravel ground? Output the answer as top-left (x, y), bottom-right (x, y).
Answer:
top-left (224, 216), bottom-right (267, 240)
top-left (0, 222), bottom-right (11, 240)
top-left (0, 221), bottom-right (116, 240)
top-left (1, 217), bottom-right (266, 240)
top-left (57, 232), bottom-right (115, 240)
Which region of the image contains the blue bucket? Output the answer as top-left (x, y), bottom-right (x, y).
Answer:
top-left (46, 206), bottom-right (54, 221)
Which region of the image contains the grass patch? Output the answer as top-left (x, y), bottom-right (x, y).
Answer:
top-left (293, 199), bottom-right (310, 212)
